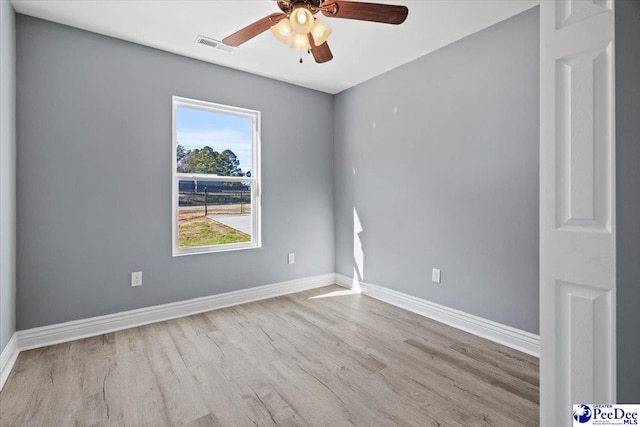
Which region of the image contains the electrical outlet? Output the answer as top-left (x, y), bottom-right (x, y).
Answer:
top-left (131, 271), bottom-right (142, 287)
top-left (288, 252), bottom-right (295, 265)
top-left (432, 268), bottom-right (441, 284)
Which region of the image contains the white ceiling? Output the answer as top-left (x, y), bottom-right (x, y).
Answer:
top-left (11, 0), bottom-right (539, 94)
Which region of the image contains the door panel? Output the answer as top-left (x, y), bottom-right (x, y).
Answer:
top-left (540, 1), bottom-right (615, 425)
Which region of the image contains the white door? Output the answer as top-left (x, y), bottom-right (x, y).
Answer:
top-left (540, 1), bottom-right (616, 425)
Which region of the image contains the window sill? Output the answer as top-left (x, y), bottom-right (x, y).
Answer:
top-left (172, 242), bottom-right (261, 257)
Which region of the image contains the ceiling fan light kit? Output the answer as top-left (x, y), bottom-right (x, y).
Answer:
top-left (310, 19), bottom-right (332, 46)
top-left (290, 4), bottom-right (315, 34)
top-left (291, 33), bottom-right (311, 50)
top-left (222, 0), bottom-right (409, 64)
top-left (270, 18), bottom-right (293, 44)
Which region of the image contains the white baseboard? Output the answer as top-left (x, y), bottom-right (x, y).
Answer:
top-left (2, 272), bottom-right (539, 393)
top-left (0, 333), bottom-right (19, 391)
top-left (16, 273), bottom-right (336, 352)
top-left (335, 273), bottom-right (540, 357)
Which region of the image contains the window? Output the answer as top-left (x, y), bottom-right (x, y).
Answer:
top-left (172, 96), bottom-right (260, 256)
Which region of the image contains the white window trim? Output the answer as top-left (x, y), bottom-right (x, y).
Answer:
top-left (172, 96), bottom-right (261, 256)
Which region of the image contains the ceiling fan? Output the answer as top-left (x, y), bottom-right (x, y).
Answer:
top-left (222, 0), bottom-right (409, 64)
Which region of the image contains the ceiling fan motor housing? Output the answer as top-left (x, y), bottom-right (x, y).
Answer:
top-left (278, 0), bottom-right (324, 15)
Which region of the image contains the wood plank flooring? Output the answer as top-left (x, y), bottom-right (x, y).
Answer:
top-left (0, 285), bottom-right (539, 426)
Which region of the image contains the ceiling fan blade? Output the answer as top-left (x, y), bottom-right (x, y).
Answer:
top-left (307, 34), bottom-right (333, 63)
top-left (223, 13), bottom-right (286, 47)
top-left (321, 1), bottom-right (408, 25)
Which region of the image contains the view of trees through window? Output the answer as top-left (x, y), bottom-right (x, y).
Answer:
top-left (173, 97), bottom-right (260, 255)
top-left (176, 145), bottom-right (245, 176)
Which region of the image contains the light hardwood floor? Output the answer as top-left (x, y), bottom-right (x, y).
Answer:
top-left (0, 285), bottom-right (539, 426)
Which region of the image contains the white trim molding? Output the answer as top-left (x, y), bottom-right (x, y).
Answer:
top-left (335, 273), bottom-right (540, 357)
top-left (2, 272), bottom-right (540, 392)
top-left (0, 333), bottom-right (19, 391)
top-left (16, 273), bottom-right (335, 352)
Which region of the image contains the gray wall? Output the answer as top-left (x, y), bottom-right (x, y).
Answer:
top-left (9, 1), bottom-right (640, 402)
top-left (0, 0), bottom-right (17, 353)
top-left (16, 16), bottom-right (334, 330)
top-left (334, 7), bottom-right (539, 334)
top-left (616, 0), bottom-right (640, 403)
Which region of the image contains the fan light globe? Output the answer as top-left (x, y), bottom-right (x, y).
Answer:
top-left (310, 19), bottom-right (331, 45)
top-left (270, 18), bottom-right (292, 44)
top-left (291, 33), bottom-right (310, 50)
top-left (289, 5), bottom-right (314, 34)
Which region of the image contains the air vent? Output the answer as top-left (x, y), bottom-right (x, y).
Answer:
top-left (195, 36), bottom-right (234, 52)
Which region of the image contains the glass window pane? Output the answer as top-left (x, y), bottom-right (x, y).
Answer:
top-left (177, 180), bottom-right (252, 248)
top-left (176, 105), bottom-right (253, 177)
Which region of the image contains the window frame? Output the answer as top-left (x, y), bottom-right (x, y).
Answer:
top-left (172, 96), bottom-right (261, 256)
